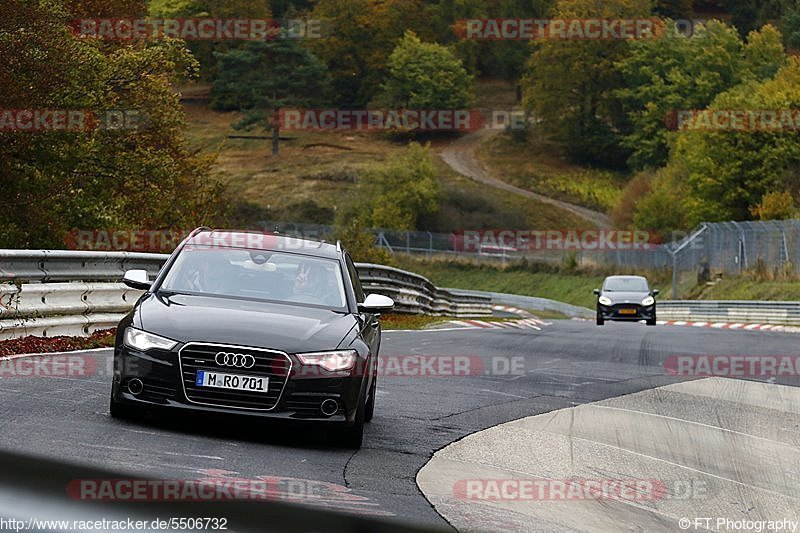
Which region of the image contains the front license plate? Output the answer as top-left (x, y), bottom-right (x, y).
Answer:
top-left (619, 308), bottom-right (637, 315)
top-left (196, 370), bottom-right (269, 393)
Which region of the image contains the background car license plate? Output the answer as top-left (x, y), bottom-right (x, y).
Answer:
top-left (619, 308), bottom-right (637, 315)
top-left (195, 370), bottom-right (268, 393)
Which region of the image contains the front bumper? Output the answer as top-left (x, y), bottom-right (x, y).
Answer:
top-left (111, 342), bottom-right (368, 425)
top-left (597, 304), bottom-right (656, 321)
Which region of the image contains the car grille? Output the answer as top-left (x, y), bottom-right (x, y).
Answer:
top-left (179, 343), bottom-right (291, 410)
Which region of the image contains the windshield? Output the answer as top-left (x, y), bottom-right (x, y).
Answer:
top-left (160, 246), bottom-right (347, 310)
top-left (603, 277), bottom-right (649, 292)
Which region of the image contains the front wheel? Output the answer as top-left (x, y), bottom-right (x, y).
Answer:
top-left (646, 316), bottom-right (657, 326)
top-left (596, 313), bottom-right (604, 326)
top-left (336, 397), bottom-right (365, 449)
top-left (364, 377), bottom-right (376, 423)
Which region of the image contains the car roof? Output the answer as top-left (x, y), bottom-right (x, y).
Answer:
top-left (184, 229), bottom-right (342, 259)
top-left (604, 275), bottom-right (648, 281)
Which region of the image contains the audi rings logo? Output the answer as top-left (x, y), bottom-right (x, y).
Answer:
top-left (215, 352), bottom-right (256, 369)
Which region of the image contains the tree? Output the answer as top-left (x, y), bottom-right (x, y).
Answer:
top-left (520, 0), bottom-right (652, 168)
top-left (307, 0), bottom-right (434, 107)
top-left (617, 22), bottom-right (786, 169)
top-left (332, 217), bottom-right (394, 265)
top-left (781, 0), bottom-right (800, 48)
top-left (149, 0), bottom-right (272, 80)
top-left (378, 31), bottom-right (474, 110)
top-left (0, 0), bottom-right (227, 248)
top-left (211, 38), bottom-right (330, 154)
top-left (432, 0), bottom-right (555, 79)
top-left (750, 190), bottom-right (797, 219)
top-left (631, 166), bottom-right (693, 235)
top-left (654, 0), bottom-right (693, 17)
top-left (661, 57), bottom-right (800, 225)
top-left (339, 143), bottom-right (441, 231)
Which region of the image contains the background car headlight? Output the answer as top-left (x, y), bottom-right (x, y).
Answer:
top-left (297, 350), bottom-right (357, 372)
top-left (641, 296), bottom-right (655, 306)
top-left (124, 327), bottom-right (178, 351)
top-left (598, 296), bottom-right (613, 306)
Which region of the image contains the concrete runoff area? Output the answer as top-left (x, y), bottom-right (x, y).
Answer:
top-left (417, 378), bottom-right (800, 532)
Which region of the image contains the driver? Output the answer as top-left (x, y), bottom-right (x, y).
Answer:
top-left (184, 253), bottom-right (228, 293)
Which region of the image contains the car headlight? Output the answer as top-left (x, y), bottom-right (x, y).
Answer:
top-left (598, 296), bottom-right (612, 306)
top-left (641, 296), bottom-right (655, 306)
top-left (124, 327), bottom-right (178, 351)
top-left (297, 350), bottom-right (357, 372)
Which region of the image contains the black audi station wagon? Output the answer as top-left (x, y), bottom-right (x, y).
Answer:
top-left (110, 228), bottom-right (394, 448)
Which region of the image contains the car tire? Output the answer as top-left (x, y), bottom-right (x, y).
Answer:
top-left (364, 376), bottom-right (376, 423)
top-left (109, 397), bottom-right (142, 420)
top-left (337, 397), bottom-right (365, 449)
top-left (647, 315), bottom-right (657, 326)
top-left (596, 313), bottom-right (604, 326)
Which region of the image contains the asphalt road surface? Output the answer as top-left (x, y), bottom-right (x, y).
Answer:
top-left (1, 320), bottom-right (798, 530)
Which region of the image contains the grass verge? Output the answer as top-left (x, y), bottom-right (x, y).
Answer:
top-left (687, 278), bottom-right (800, 301)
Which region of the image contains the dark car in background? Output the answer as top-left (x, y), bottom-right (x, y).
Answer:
top-left (110, 228), bottom-right (394, 448)
top-left (594, 275), bottom-right (658, 326)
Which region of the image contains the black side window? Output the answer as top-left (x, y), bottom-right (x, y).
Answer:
top-left (345, 255), bottom-right (365, 303)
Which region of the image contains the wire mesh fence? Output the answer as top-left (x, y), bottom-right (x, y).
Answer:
top-left (263, 219), bottom-right (800, 275)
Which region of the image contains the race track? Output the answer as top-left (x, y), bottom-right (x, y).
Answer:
top-left (0, 320), bottom-right (797, 530)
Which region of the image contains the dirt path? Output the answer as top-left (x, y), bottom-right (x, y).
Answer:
top-left (439, 129), bottom-right (611, 228)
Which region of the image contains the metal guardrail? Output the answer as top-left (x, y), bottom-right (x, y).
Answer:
top-left (0, 251), bottom-right (491, 340)
top-left (357, 264), bottom-right (491, 317)
top-left (442, 289), bottom-right (595, 319)
top-left (431, 287), bottom-right (800, 325)
top-left (657, 300), bottom-right (800, 326)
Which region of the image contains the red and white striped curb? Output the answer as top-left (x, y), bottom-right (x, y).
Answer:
top-left (442, 318), bottom-right (550, 331)
top-left (657, 320), bottom-right (800, 333)
top-left (491, 305), bottom-right (536, 318)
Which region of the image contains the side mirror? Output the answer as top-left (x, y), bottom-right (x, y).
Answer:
top-left (123, 269), bottom-right (152, 291)
top-left (358, 293), bottom-right (394, 313)
top-left (593, 289), bottom-right (600, 296)
top-left (652, 289), bottom-right (660, 296)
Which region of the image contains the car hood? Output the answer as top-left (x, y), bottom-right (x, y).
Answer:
top-left (601, 291), bottom-right (651, 304)
top-left (135, 293), bottom-right (358, 353)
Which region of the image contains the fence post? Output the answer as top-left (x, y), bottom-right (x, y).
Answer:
top-left (671, 251), bottom-right (679, 299)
